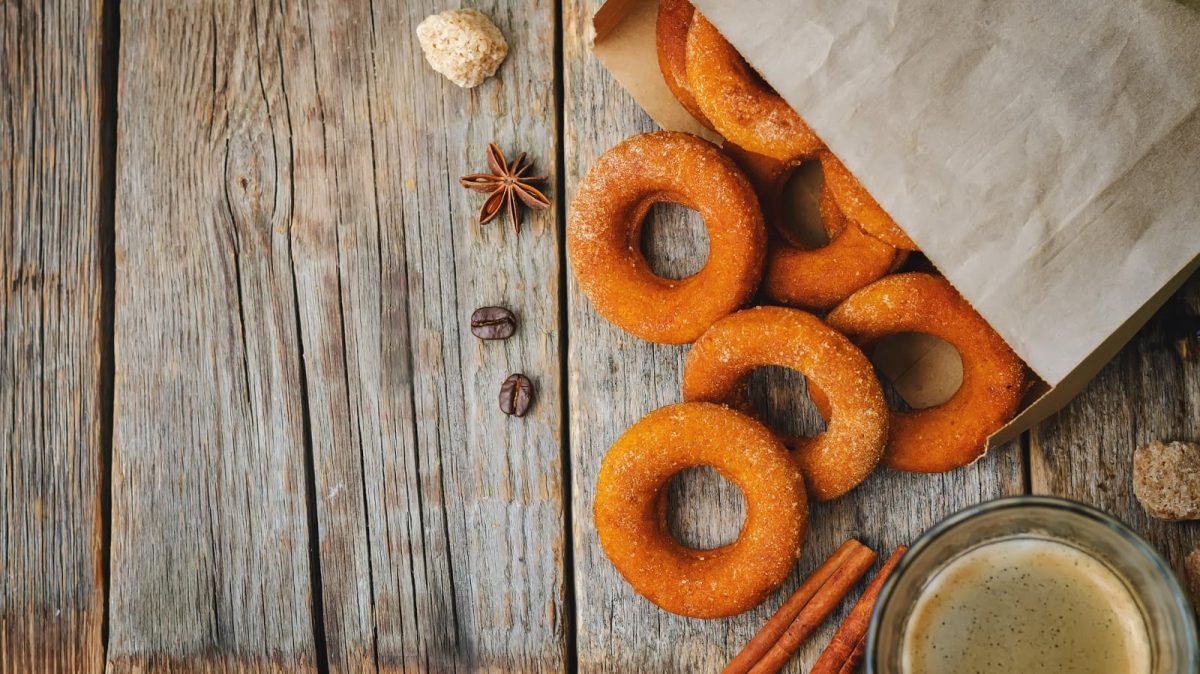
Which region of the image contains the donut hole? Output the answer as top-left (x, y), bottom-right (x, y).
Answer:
top-left (776, 162), bottom-right (828, 249)
top-left (665, 466), bottom-right (747, 550)
top-left (871, 333), bottom-right (964, 410)
top-left (745, 365), bottom-right (828, 439)
top-left (640, 202), bottom-right (710, 280)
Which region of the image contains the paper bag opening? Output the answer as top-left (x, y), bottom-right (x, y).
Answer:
top-left (589, 0), bottom-right (1199, 449)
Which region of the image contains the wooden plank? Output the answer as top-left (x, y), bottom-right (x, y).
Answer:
top-left (268, 0), bottom-right (567, 670)
top-left (1032, 271), bottom-right (1200, 593)
top-left (111, 0), bottom-right (567, 670)
top-left (562, 1), bottom-right (1025, 670)
top-left (108, 2), bottom-right (316, 670)
top-left (379, 0), bottom-right (567, 667)
top-left (0, 0), bottom-right (109, 671)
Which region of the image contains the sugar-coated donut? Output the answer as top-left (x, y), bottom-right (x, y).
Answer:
top-left (682, 307), bottom-right (888, 500)
top-left (826, 273), bottom-right (1026, 472)
top-left (568, 132), bottom-right (766, 344)
top-left (686, 14), bottom-right (823, 162)
top-left (656, 0), bottom-right (712, 129)
top-left (594, 402), bottom-right (808, 618)
top-left (728, 147), bottom-right (905, 310)
top-left (820, 151), bottom-right (919, 251)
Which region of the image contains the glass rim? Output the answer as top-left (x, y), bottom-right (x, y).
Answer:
top-left (864, 494), bottom-right (1199, 673)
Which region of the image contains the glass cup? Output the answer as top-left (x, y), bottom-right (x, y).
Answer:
top-left (866, 496), bottom-right (1199, 673)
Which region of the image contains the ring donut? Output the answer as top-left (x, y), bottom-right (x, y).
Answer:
top-left (728, 147), bottom-right (905, 310)
top-left (594, 402), bottom-right (808, 618)
top-left (686, 14), bottom-right (823, 162)
top-left (568, 132), bottom-right (766, 344)
top-left (826, 273), bottom-right (1026, 472)
top-left (682, 306), bottom-right (888, 500)
top-left (820, 151), bottom-right (919, 251)
top-left (656, 0), bottom-right (712, 129)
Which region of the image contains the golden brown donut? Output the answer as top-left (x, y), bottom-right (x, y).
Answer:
top-left (594, 402), bottom-right (808, 618)
top-left (820, 151), bottom-right (919, 251)
top-left (685, 14), bottom-right (823, 162)
top-left (656, 0), bottom-right (712, 129)
top-left (826, 273), bottom-right (1026, 472)
top-left (568, 131), bottom-right (766, 344)
top-left (728, 147), bottom-right (905, 310)
top-left (682, 307), bottom-right (888, 500)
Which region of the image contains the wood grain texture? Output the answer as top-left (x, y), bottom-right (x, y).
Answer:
top-left (109, 2), bottom-right (316, 670)
top-left (110, 0), bottom-right (566, 671)
top-left (274, 0), bottom-right (566, 670)
top-left (1032, 271), bottom-right (1200, 599)
top-left (562, 1), bottom-right (1024, 671)
top-left (384, 0), bottom-right (571, 665)
top-left (0, 1), bottom-right (109, 671)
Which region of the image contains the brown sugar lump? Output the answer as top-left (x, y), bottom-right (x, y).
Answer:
top-left (1132, 440), bottom-right (1200, 521)
top-left (416, 9), bottom-right (508, 88)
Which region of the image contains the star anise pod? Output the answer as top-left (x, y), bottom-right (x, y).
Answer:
top-left (460, 144), bottom-right (551, 234)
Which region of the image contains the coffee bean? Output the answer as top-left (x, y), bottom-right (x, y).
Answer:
top-left (471, 306), bottom-right (517, 340)
top-left (499, 373), bottom-right (533, 417)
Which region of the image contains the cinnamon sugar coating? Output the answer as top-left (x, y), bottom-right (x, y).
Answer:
top-left (656, 0), bottom-right (712, 129)
top-left (827, 273), bottom-right (1026, 472)
top-left (820, 151), bottom-right (919, 251)
top-left (682, 307), bottom-right (888, 500)
top-left (686, 14), bottom-right (823, 161)
top-left (594, 402), bottom-right (808, 618)
top-left (728, 147), bottom-right (904, 310)
top-left (568, 131), bottom-right (766, 344)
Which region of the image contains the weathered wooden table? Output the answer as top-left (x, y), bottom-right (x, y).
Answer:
top-left (3, 1), bottom-right (1198, 671)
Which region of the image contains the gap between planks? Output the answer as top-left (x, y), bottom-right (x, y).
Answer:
top-left (98, 0), bottom-right (122, 664)
top-left (553, 0), bottom-right (581, 670)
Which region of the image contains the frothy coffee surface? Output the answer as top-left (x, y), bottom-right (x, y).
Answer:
top-left (902, 537), bottom-right (1151, 674)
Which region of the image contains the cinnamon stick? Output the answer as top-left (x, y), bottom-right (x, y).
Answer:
top-left (835, 637), bottom-right (867, 674)
top-left (723, 539), bottom-right (874, 674)
top-left (744, 543), bottom-right (879, 674)
top-left (811, 545), bottom-right (909, 674)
